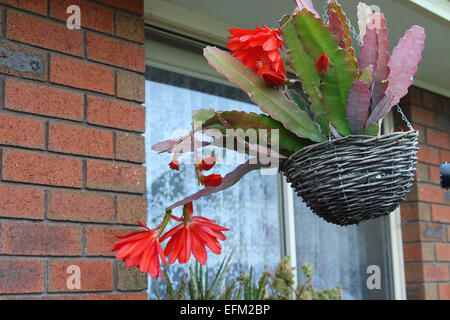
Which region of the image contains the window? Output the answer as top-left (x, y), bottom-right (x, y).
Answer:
top-left (144, 32), bottom-right (282, 296)
top-left (144, 23), bottom-right (403, 299)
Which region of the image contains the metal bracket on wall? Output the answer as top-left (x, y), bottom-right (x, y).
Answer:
top-left (0, 46), bottom-right (45, 75)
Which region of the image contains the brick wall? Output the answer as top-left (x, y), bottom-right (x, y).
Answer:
top-left (0, 0), bottom-right (148, 299)
top-left (398, 87), bottom-right (450, 300)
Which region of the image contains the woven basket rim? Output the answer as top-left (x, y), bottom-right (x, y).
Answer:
top-left (282, 130), bottom-right (419, 166)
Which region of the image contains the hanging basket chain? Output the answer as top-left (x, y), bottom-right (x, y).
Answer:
top-left (322, 0), bottom-right (362, 46)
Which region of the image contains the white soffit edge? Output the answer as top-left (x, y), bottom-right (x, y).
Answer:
top-left (144, 0), bottom-right (229, 47)
top-left (408, 0), bottom-right (450, 21)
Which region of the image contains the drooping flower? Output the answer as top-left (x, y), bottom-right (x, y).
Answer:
top-left (169, 160), bottom-right (180, 171)
top-left (227, 25), bottom-right (286, 86)
top-left (112, 221), bottom-right (167, 280)
top-left (315, 54), bottom-right (329, 72)
top-left (197, 155), bottom-right (216, 171)
top-left (160, 203), bottom-right (229, 265)
top-left (197, 171), bottom-right (223, 187)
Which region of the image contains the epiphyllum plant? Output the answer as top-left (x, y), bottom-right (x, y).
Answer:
top-left (115, 1), bottom-right (426, 279)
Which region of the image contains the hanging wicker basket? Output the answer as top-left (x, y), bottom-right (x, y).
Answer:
top-left (279, 130), bottom-right (419, 226)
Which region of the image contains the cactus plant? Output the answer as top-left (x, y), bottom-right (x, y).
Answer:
top-left (116, 1), bottom-right (426, 281)
top-left (151, 1), bottom-right (426, 213)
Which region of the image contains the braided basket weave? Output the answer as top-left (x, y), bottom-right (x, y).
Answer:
top-left (279, 130), bottom-right (419, 226)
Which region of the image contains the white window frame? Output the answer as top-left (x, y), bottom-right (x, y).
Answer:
top-left (144, 1), bottom-right (407, 299)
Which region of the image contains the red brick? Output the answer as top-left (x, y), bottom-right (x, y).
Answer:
top-left (427, 129), bottom-right (450, 150)
top-left (0, 112), bottom-right (45, 149)
top-left (0, 259), bottom-right (44, 294)
top-left (405, 184), bottom-right (418, 202)
top-left (440, 96), bottom-right (450, 116)
top-left (405, 86), bottom-right (423, 105)
top-left (0, 41), bottom-right (48, 82)
top-left (439, 284), bottom-right (450, 300)
top-left (87, 96), bottom-right (145, 132)
top-left (417, 145), bottom-right (441, 165)
top-left (117, 196), bottom-right (147, 225)
top-left (116, 70), bottom-right (145, 103)
top-left (415, 124), bottom-right (426, 144)
top-left (2, 294), bottom-right (84, 300)
top-left (417, 184), bottom-right (446, 203)
top-left (0, 184), bottom-right (44, 219)
top-left (86, 160), bottom-right (146, 193)
top-left (400, 202), bottom-right (431, 221)
top-left (86, 32), bottom-right (145, 72)
top-left (406, 283), bottom-right (438, 300)
top-left (117, 262), bottom-right (147, 291)
top-left (116, 132), bottom-right (145, 163)
top-left (85, 226), bottom-right (138, 256)
top-left (414, 163), bottom-right (429, 182)
top-left (424, 264), bottom-right (449, 281)
top-left (50, 55), bottom-right (115, 95)
top-left (1, 150), bottom-right (83, 188)
top-left (5, 80), bottom-right (84, 121)
top-left (423, 90), bottom-right (440, 110)
top-left (402, 222), bottom-right (446, 242)
top-left (49, 261), bottom-right (113, 292)
top-left (48, 190), bottom-right (114, 223)
top-left (0, 0), bottom-right (47, 15)
top-left (86, 294), bottom-right (148, 300)
top-left (405, 263), bottom-right (449, 283)
top-left (95, 0), bottom-right (143, 15)
top-left (49, 122), bottom-right (114, 158)
top-left (432, 204), bottom-right (450, 223)
top-left (429, 166), bottom-right (441, 185)
top-left (403, 243), bottom-right (434, 262)
top-left (0, 221), bottom-right (82, 256)
top-left (435, 244), bottom-right (450, 261)
top-left (404, 264), bottom-right (423, 283)
top-left (7, 11), bottom-right (83, 56)
top-left (441, 149), bottom-right (450, 162)
top-left (50, 0), bottom-right (114, 34)
top-left (411, 106), bottom-right (437, 127)
top-left (115, 11), bottom-right (144, 44)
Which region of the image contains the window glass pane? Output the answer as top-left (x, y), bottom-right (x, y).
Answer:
top-left (293, 198), bottom-right (394, 300)
top-left (144, 67), bottom-right (281, 298)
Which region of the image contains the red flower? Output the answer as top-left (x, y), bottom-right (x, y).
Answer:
top-left (199, 173), bottom-right (223, 187)
top-left (112, 222), bottom-right (167, 280)
top-left (315, 54), bottom-right (329, 73)
top-left (160, 203), bottom-right (229, 265)
top-left (197, 155), bottom-right (216, 171)
top-left (227, 25), bottom-right (286, 86)
top-left (169, 160), bottom-right (179, 171)
top-left (262, 71), bottom-right (287, 87)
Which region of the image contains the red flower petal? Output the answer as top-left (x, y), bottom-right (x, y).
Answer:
top-left (202, 174), bottom-right (223, 187)
top-left (162, 215), bottom-right (228, 265)
top-left (261, 71), bottom-right (286, 86)
top-left (169, 160), bottom-right (180, 171)
top-left (192, 235), bottom-right (207, 265)
top-left (227, 25), bottom-right (286, 87)
top-left (198, 155), bottom-right (216, 171)
top-left (112, 224), bottom-right (166, 281)
top-left (315, 54), bottom-right (329, 73)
